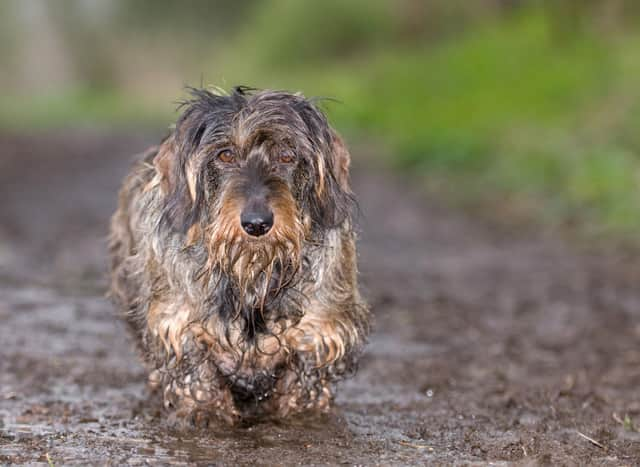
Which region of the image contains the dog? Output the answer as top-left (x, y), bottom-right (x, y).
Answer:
top-left (109, 87), bottom-right (370, 425)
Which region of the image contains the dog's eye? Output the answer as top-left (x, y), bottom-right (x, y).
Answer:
top-left (217, 149), bottom-right (235, 163)
top-left (279, 150), bottom-right (296, 164)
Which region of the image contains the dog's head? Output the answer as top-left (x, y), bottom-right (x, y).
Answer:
top-left (154, 87), bottom-right (354, 293)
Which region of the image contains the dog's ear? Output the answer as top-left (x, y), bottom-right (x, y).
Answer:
top-left (153, 136), bottom-right (179, 195)
top-left (327, 129), bottom-right (351, 192)
top-left (313, 128), bottom-right (355, 228)
top-left (296, 105), bottom-right (354, 229)
top-left (293, 98), bottom-right (355, 229)
top-left (154, 136), bottom-right (202, 233)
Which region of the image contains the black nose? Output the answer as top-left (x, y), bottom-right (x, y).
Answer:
top-left (241, 209), bottom-right (274, 237)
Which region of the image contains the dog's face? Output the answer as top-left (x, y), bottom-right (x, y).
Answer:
top-left (154, 88), bottom-right (353, 293)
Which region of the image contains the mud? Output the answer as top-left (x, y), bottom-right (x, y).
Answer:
top-left (1, 129), bottom-right (640, 465)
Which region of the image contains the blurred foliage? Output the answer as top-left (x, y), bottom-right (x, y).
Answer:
top-left (112, 0), bottom-right (256, 32)
top-left (234, 0), bottom-right (394, 65)
top-left (2, 0), bottom-right (640, 236)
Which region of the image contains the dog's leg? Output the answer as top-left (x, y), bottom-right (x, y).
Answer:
top-left (146, 301), bottom-right (241, 426)
top-left (265, 304), bottom-right (364, 416)
top-left (152, 346), bottom-right (241, 427)
top-left (268, 365), bottom-right (334, 417)
top-left (160, 365), bottom-right (240, 427)
top-left (288, 311), bottom-right (357, 370)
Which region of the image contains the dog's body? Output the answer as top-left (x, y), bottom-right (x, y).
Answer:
top-left (109, 88), bottom-right (369, 424)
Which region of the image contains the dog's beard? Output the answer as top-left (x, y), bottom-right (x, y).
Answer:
top-left (214, 240), bottom-right (299, 308)
top-left (204, 196), bottom-right (304, 313)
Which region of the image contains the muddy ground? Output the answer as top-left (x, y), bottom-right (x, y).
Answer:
top-left (1, 129), bottom-right (640, 465)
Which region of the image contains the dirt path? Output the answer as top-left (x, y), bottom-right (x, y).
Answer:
top-left (1, 130), bottom-right (640, 465)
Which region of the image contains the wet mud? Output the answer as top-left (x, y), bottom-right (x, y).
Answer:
top-left (1, 130), bottom-right (640, 464)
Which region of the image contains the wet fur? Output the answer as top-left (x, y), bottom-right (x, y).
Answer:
top-left (109, 87), bottom-right (369, 425)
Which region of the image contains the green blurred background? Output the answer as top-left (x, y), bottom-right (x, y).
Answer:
top-left (2, 0), bottom-right (640, 237)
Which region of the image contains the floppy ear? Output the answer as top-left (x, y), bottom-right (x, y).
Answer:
top-left (293, 98), bottom-right (355, 229)
top-left (309, 128), bottom-right (355, 229)
top-left (153, 136), bottom-right (179, 195)
top-left (154, 135), bottom-right (202, 233)
top-left (327, 129), bottom-right (351, 191)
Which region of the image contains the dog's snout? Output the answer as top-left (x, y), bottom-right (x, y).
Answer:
top-left (241, 207), bottom-right (274, 237)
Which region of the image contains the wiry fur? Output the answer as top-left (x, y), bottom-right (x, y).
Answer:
top-left (109, 87), bottom-right (369, 425)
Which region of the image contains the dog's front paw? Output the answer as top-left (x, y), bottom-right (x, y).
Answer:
top-left (161, 375), bottom-right (241, 428)
top-left (166, 403), bottom-right (241, 430)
